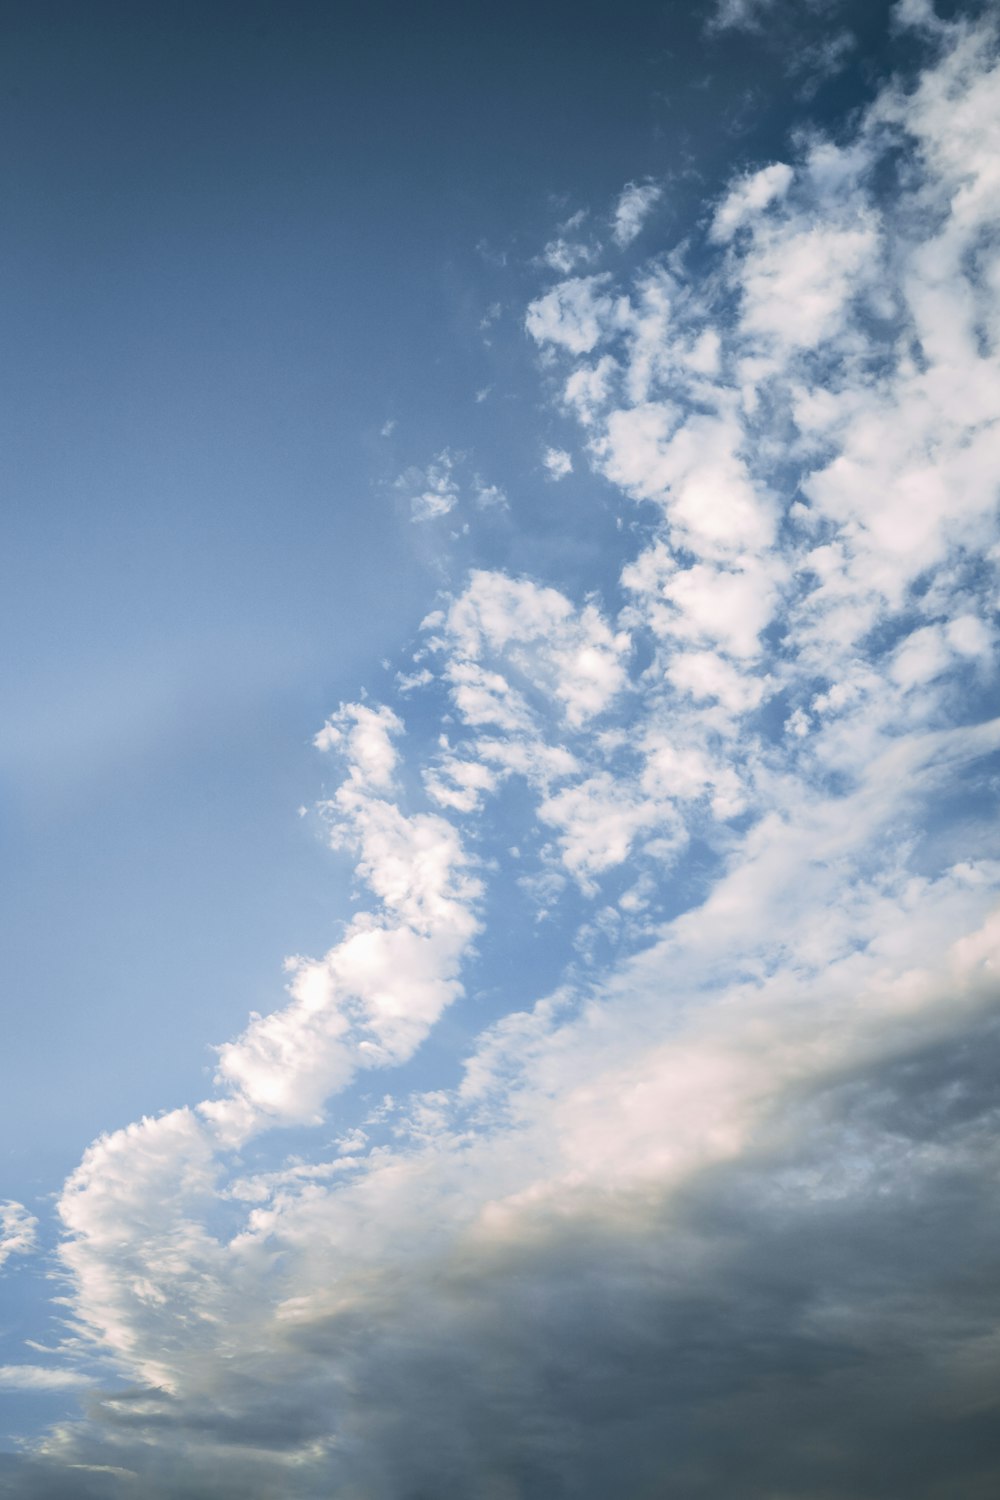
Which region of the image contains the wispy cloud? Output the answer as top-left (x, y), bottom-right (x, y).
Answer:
top-left (0, 1366), bottom-right (95, 1392)
top-left (706, 0), bottom-right (777, 32)
top-left (473, 476), bottom-right (508, 509)
top-left (0, 1201), bottom-right (38, 1269)
top-left (611, 180), bottom-right (662, 246)
top-left (396, 449), bottom-right (461, 521)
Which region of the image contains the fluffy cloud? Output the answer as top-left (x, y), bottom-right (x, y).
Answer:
top-left (436, 569), bottom-right (630, 730)
top-left (524, 275), bottom-right (621, 355)
top-left (542, 445), bottom-right (573, 479)
top-left (0, 1201), bottom-right (38, 1269)
top-left (709, 160), bottom-right (793, 241)
top-left (209, 707), bottom-right (481, 1132)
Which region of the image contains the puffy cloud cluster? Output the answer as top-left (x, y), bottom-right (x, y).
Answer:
top-left (5, 8), bottom-right (1000, 1497)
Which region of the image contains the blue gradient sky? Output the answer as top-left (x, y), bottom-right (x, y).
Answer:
top-left (2, 0), bottom-right (893, 1180)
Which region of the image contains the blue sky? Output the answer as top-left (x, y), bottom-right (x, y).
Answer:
top-left (2, 1), bottom-right (1000, 1495)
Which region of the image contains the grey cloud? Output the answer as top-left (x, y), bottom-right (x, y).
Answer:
top-left (8, 1000), bottom-right (998, 1499)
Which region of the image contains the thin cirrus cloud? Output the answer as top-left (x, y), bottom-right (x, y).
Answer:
top-left (3, 7), bottom-right (1000, 1498)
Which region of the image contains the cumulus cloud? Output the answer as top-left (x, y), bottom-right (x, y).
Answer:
top-left (209, 707), bottom-right (481, 1132)
top-left (524, 274), bottom-right (621, 355)
top-left (0, 1201), bottom-right (38, 1269)
top-left (8, 8), bottom-right (1000, 1498)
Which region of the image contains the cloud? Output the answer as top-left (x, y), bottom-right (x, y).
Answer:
top-left (563, 354), bottom-right (618, 425)
top-left (8, 8), bottom-right (1000, 1497)
top-left (395, 449), bottom-right (460, 521)
top-left (709, 161), bottom-right (793, 242)
top-left (313, 701), bottom-right (401, 789)
top-left (473, 476), bottom-right (508, 510)
top-left (524, 275), bottom-right (620, 355)
top-left (611, 180), bottom-right (662, 247)
top-left (542, 445), bottom-right (573, 479)
top-left (0, 1367), bottom-right (95, 1393)
top-left (436, 569), bottom-right (630, 731)
top-left (706, 0), bottom-right (777, 32)
top-left (208, 728), bottom-right (481, 1130)
top-left (541, 236), bottom-right (597, 274)
top-left (0, 1201), bottom-right (38, 1269)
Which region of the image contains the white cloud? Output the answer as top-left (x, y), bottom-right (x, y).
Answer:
top-left (424, 752), bottom-right (498, 813)
top-left (538, 771), bottom-right (672, 889)
top-left (598, 407), bottom-right (776, 558)
top-left (473, 477), bottom-right (508, 509)
top-left (211, 793), bottom-right (479, 1129)
top-left (440, 570), bottom-right (630, 730)
top-left (395, 666), bottom-right (434, 694)
top-left (542, 236), bottom-right (597, 274)
top-left (664, 648), bottom-right (768, 715)
top-left (439, 656), bottom-right (536, 735)
top-left (709, 161), bottom-right (794, 242)
top-left (612, 180), bottom-right (662, 247)
top-left (191, 701), bottom-right (482, 1140)
top-left (660, 559), bottom-right (780, 660)
top-left (0, 1366), bottom-right (95, 1391)
top-left (58, 1105), bottom-right (222, 1389)
top-left (706, 0), bottom-right (776, 33)
top-left (397, 449), bottom-right (461, 521)
top-left (563, 355), bottom-right (618, 425)
top-left (525, 275), bottom-right (620, 355)
top-left (542, 445), bottom-right (573, 479)
top-left (738, 217), bottom-right (879, 350)
top-left (313, 702), bottom-right (402, 790)
top-left (889, 623), bottom-right (954, 689)
top-left (947, 614), bottom-right (993, 659)
top-left (0, 1201), bottom-right (38, 1268)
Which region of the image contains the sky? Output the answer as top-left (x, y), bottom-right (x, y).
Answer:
top-left (1, 0), bottom-right (999, 1494)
